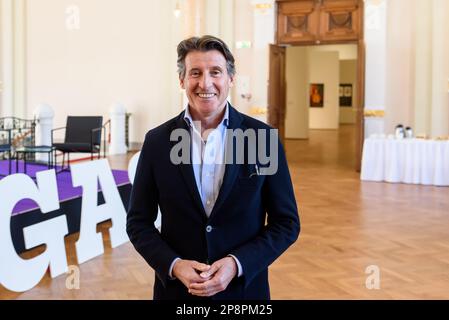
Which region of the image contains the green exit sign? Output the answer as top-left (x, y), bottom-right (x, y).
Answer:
top-left (236, 41), bottom-right (252, 49)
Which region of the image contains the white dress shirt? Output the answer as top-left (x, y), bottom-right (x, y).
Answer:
top-left (168, 103), bottom-right (243, 278)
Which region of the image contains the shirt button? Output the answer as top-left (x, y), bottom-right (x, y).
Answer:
top-left (206, 200), bottom-right (211, 206)
top-left (206, 225), bottom-right (213, 233)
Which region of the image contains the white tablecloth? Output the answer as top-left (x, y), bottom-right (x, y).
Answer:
top-left (361, 137), bottom-right (449, 186)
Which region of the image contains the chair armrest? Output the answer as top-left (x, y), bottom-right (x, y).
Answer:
top-left (91, 127), bottom-right (103, 149)
top-left (92, 122), bottom-right (109, 158)
top-left (51, 126), bottom-right (66, 145)
top-left (51, 127), bottom-right (67, 132)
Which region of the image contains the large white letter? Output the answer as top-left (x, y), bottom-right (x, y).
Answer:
top-left (127, 151), bottom-right (141, 184)
top-left (128, 151), bottom-right (161, 229)
top-left (0, 170), bottom-right (68, 292)
top-left (71, 159), bottom-right (128, 264)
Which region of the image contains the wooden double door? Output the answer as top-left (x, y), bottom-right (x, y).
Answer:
top-left (268, 0), bottom-right (365, 170)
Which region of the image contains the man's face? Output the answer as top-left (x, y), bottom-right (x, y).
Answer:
top-left (180, 50), bottom-right (234, 119)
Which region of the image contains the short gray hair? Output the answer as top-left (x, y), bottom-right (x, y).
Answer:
top-left (177, 35), bottom-right (236, 79)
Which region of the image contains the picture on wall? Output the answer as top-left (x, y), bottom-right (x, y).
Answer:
top-left (310, 83), bottom-right (324, 108)
top-left (339, 83), bottom-right (353, 107)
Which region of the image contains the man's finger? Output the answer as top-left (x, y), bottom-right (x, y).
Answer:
top-left (192, 261), bottom-right (211, 272)
top-left (200, 264), bottom-right (219, 278)
top-left (189, 288), bottom-right (216, 297)
top-left (188, 281), bottom-right (217, 297)
top-left (189, 279), bottom-right (214, 290)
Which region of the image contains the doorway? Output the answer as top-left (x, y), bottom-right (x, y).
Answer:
top-left (268, 0), bottom-right (365, 170)
top-left (284, 44), bottom-right (358, 145)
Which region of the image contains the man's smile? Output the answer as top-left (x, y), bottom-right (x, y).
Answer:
top-left (196, 93), bottom-right (217, 98)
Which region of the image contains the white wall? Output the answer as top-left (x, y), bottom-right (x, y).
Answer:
top-left (0, 0), bottom-right (13, 117)
top-left (233, 0), bottom-right (275, 122)
top-left (339, 60), bottom-right (357, 124)
top-left (308, 50), bottom-right (339, 130)
top-left (311, 44), bottom-right (357, 60)
top-left (285, 47), bottom-right (308, 139)
top-left (373, 0), bottom-right (449, 137)
top-left (285, 45), bottom-right (355, 137)
top-left (430, 0), bottom-right (449, 137)
top-left (233, 0), bottom-right (253, 115)
top-left (384, 0), bottom-right (415, 134)
top-left (364, 0), bottom-right (386, 113)
top-left (413, 0), bottom-right (432, 136)
top-left (26, 0), bottom-right (181, 144)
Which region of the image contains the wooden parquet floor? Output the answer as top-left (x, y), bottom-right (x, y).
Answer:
top-left (2, 124), bottom-right (449, 299)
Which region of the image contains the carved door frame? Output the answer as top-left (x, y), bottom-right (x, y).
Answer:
top-left (269, 0), bottom-right (365, 171)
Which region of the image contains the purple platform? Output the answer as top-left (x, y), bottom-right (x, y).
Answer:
top-left (0, 160), bottom-right (130, 215)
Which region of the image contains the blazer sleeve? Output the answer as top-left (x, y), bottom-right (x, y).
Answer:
top-left (230, 137), bottom-right (300, 287)
top-left (126, 133), bottom-right (179, 287)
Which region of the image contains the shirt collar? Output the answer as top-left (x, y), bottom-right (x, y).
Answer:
top-left (184, 103), bottom-right (229, 129)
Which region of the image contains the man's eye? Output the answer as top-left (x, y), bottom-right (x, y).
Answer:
top-left (191, 71), bottom-right (200, 77)
top-left (211, 70), bottom-right (221, 77)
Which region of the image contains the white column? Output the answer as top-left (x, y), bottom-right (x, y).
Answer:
top-left (1, 0), bottom-right (14, 117)
top-left (413, 0), bottom-right (432, 136)
top-left (109, 103), bottom-right (127, 155)
top-left (384, 0), bottom-right (415, 134)
top-left (205, 0), bottom-right (220, 36)
top-left (363, 0), bottom-right (387, 138)
top-left (219, 0), bottom-right (234, 48)
top-left (203, 0), bottom-right (234, 45)
top-left (184, 0), bottom-right (204, 37)
top-left (172, 0), bottom-right (184, 115)
top-left (13, 0), bottom-right (27, 118)
top-left (33, 104), bottom-right (54, 163)
top-left (251, 0), bottom-right (275, 123)
top-left (0, 0), bottom-right (27, 118)
top-left (431, 0), bottom-right (449, 137)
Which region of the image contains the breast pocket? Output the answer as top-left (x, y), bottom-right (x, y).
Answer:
top-left (237, 176), bottom-right (258, 188)
top-left (237, 164), bottom-right (262, 189)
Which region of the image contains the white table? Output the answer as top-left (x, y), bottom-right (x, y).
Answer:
top-left (361, 137), bottom-right (449, 186)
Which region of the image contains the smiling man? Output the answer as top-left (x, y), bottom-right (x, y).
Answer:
top-left (127, 35), bottom-right (300, 300)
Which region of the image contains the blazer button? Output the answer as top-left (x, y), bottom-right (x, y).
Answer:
top-left (206, 225), bottom-right (213, 233)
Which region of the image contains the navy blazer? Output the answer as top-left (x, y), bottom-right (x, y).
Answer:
top-left (126, 105), bottom-right (300, 300)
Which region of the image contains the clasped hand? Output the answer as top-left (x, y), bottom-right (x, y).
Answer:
top-left (172, 257), bottom-right (237, 297)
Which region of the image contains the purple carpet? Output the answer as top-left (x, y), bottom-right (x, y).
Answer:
top-left (0, 160), bottom-right (130, 215)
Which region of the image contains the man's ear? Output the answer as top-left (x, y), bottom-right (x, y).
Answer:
top-left (179, 75), bottom-right (185, 89)
top-left (229, 75), bottom-right (234, 87)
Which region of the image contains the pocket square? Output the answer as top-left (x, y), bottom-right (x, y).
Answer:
top-left (248, 164), bottom-right (260, 178)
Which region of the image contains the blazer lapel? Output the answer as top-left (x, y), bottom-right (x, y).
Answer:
top-left (209, 105), bottom-right (244, 221)
top-left (171, 113), bottom-right (207, 220)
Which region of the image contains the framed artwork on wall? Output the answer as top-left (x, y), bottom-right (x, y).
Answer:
top-left (310, 83), bottom-right (324, 108)
top-left (339, 83), bottom-right (352, 107)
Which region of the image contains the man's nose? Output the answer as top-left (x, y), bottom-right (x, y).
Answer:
top-left (199, 73), bottom-right (212, 89)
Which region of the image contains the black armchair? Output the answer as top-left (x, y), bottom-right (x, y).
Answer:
top-left (52, 116), bottom-right (105, 171)
top-left (0, 128), bottom-right (12, 176)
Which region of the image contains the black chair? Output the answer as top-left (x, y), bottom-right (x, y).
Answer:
top-left (52, 116), bottom-right (105, 171)
top-left (0, 128), bottom-right (12, 176)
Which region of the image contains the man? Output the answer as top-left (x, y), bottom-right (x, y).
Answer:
top-left (127, 35), bottom-right (300, 300)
